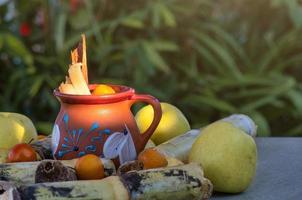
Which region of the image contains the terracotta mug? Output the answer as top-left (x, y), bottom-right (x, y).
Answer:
top-left (52, 84), bottom-right (162, 164)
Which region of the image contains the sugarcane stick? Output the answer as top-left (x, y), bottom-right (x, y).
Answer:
top-left (2, 163), bottom-right (212, 200)
top-left (80, 34), bottom-right (88, 84)
top-left (156, 114), bottom-right (257, 162)
top-left (166, 156), bottom-right (184, 166)
top-left (1, 176), bottom-right (128, 200)
top-left (0, 181), bottom-right (14, 195)
top-left (0, 158), bottom-right (115, 185)
top-left (156, 129), bottom-right (200, 162)
top-left (122, 163), bottom-right (212, 200)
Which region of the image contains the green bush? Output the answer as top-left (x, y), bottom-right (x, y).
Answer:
top-left (1, 0), bottom-right (302, 136)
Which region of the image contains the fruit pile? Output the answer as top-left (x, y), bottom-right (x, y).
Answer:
top-left (0, 110), bottom-right (257, 199)
top-left (0, 35), bottom-right (258, 200)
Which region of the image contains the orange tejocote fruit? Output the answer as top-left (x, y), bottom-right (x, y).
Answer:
top-left (138, 148), bottom-right (168, 169)
top-left (75, 154), bottom-right (105, 180)
top-left (7, 143), bottom-right (37, 163)
top-left (92, 84), bottom-right (115, 95)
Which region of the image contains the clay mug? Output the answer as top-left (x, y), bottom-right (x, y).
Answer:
top-left (51, 84), bottom-right (162, 164)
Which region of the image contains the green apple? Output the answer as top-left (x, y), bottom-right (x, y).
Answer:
top-left (189, 121), bottom-right (257, 193)
top-left (0, 112), bottom-right (37, 149)
top-left (135, 102), bottom-right (190, 145)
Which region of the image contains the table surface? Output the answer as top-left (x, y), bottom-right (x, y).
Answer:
top-left (211, 137), bottom-right (302, 200)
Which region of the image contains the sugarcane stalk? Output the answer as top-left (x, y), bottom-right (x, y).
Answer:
top-left (0, 158), bottom-right (115, 185)
top-left (2, 176), bottom-right (129, 200)
top-left (156, 114), bottom-right (257, 162)
top-left (156, 129), bottom-right (200, 162)
top-left (220, 114), bottom-right (257, 137)
top-left (0, 181), bottom-right (14, 195)
top-left (166, 156), bottom-right (184, 166)
top-left (2, 163), bottom-right (212, 200)
top-left (122, 163), bottom-right (212, 200)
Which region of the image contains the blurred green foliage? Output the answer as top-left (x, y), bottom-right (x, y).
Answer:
top-left (1, 0), bottom-right (302, 136)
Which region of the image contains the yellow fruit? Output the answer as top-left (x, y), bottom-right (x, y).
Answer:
top-left (0, 112), bottom-right (37, 149)
top-left (138, 148), bottom-right (168, 169)
top-left (189, 121), bottom-right (257, 193)
top-left (75, 154), bottom-right (105, 180)
top-left (135, 102), bottom-right (190, 145)
top-left (92, 84), bottom-right (115, 95)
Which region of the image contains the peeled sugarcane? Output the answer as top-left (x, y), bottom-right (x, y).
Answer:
top-left (156, 114), bottom-right (257, 162)
top-left (1, 163), bottom-right (212, 200)
top-left (156, 129), bottom-right (200, 163)
top-left (0, 158), bottom-right (115, 185)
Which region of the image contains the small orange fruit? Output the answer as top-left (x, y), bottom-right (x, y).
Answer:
top-left (7, 143), bottom-right (37, 163)
top-left (75, 154), bottom-right (104, 180)
top-left (92, 84), bottom-right (115, 95)
top-left (138, 148), bottom-right (168, 169)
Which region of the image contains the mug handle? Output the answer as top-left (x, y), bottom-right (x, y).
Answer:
top-left (129, 94), bottom-right (162, 143)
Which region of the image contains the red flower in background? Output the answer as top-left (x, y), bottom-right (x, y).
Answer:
top-left (69, 0), bottom-right (83, 14)
top-left (19, 22), bottom-right (31, 37)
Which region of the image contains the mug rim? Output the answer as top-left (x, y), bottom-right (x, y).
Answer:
top-left (54, 84), bottom-right (135, 104)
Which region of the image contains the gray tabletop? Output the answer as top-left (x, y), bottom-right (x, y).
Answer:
top-left (211, 137), bottom-right (302, 200)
